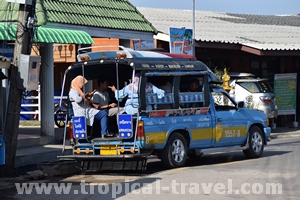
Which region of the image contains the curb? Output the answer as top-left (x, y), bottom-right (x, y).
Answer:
top-left (270, 132), bottom-right (300, 139)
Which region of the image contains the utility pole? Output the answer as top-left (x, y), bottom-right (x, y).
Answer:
top-left (0, 1), bottom-right (35, 177)
top-left (192, 0), bottom-right (196, 56)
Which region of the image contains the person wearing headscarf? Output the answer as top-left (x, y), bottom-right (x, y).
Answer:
top-left (69, 75), bottom-right (113, 137)
top-left (108, 73), bottom-right (165, 115)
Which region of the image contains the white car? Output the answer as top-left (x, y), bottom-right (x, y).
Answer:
top-left (228, 73), bottom-right (278, 120)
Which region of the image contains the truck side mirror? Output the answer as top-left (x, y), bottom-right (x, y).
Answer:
top-left (237, 101), bottom-right (245, 108)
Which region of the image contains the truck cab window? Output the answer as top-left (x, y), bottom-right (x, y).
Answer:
top-left (212, 91), bottom-right (236, 110)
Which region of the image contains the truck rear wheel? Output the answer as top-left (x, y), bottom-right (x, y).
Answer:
top-left (243, 126), bottom-right (264, 158)
top-left (160, 132), bottom-right (187, 168)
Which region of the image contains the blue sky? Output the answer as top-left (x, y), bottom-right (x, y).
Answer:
top-left (128, 0), bottom-right (300, 15)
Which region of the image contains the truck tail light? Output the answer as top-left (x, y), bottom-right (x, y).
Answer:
top-left (137, 120), bottom-right (145, 141)
top-left (117, 53), bottom-right (127, 59)
top-left (79, 55), bottom-right (90, 61)
top-left (68, 119), bottom-right (73, 139)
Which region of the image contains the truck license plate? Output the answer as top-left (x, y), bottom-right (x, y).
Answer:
top-left (100, 146), bottom-right (120, 155)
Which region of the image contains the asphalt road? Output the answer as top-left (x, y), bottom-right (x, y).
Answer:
top-left (1, 135), bottom-right (300, 199)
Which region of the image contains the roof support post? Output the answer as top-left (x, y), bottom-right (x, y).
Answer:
top-left (40, 43), bottom-right (54, 139)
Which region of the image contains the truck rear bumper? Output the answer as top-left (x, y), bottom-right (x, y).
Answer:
top-left (57, 153), bottom-right (150, 160)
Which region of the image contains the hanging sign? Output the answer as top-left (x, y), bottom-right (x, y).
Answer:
top-left (118, 114), bottom-right (133, 139)
top-left (274, 73), bottom-right (297, 115)
top-left (73, 116), bottom-right (87, 139)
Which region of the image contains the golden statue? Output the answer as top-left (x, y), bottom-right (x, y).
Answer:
top-left (222, 68), bottom-right (233, 92)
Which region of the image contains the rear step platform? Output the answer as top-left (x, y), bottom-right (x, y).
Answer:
top-left (81, 158), bottom-right (148, 172)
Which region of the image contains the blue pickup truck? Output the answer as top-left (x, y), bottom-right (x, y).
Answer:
top-left (57, 47), bottom-right (271, 171)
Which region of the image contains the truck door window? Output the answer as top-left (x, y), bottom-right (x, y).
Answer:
top-left (212, 92), bottom-right (236, 110)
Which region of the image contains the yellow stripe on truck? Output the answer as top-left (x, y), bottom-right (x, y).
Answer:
top-left (145, 132), bottom-right (168, 144)
top-left (145, 126), bottom-right (248, 145)
top-left (145, 128), bottom-right (213, 145)
top-left (191, 128), bottom-right (214, 140)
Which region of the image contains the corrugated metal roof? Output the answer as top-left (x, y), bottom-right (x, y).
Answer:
top-left (137, 7), bottom-right (300, 51)
top-left (0, 0), bottom-right (157, 34)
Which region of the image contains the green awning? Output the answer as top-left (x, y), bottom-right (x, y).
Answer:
top-left (0, 23), bottom-right (94, 44)
top-left (36, 27), bottom-right (94, 44)
top-left (0, 23), bottom-right (15, 41)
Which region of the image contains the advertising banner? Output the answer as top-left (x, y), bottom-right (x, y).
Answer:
top-left (274, 73), bottom-right (297, 115)
top-left (169, 27), bottom-right (193, 55)
top-left (131, 39), bottom-right (154, 50)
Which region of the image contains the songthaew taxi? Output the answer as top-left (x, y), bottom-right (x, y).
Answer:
top-left (57, 46), bottom-right (271, 171)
